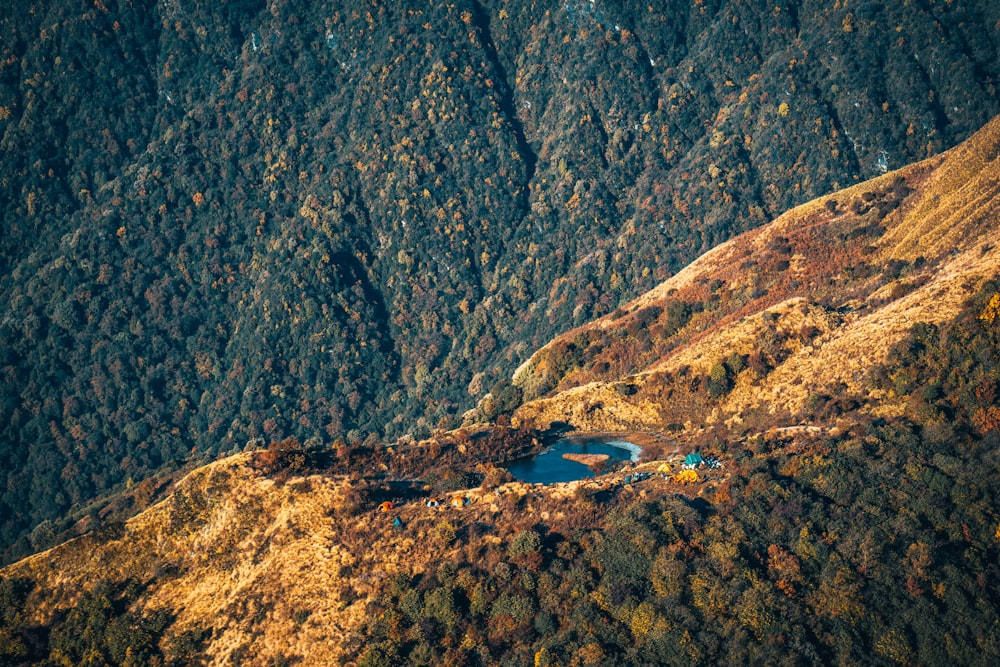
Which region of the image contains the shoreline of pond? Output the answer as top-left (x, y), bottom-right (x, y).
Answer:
top-left (505, 435), bottom-right (643, 484)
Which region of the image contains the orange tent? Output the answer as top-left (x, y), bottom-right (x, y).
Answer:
top-left (450, 496), bottom-right (467, 509)
top-left (675, 469), bottom-right (699, 485)
top-left (377, 501), bottom-right (395, 513)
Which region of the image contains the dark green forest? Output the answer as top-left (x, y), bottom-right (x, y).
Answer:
top-left (343, 281), bottom-right (1000, 666)
top-left (2, 0), bottom-right (1000, 562)
top-left (2, 276), bottom-right (998, 666)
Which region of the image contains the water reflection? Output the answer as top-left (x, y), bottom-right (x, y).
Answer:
top-left (506, 437), bottom-right (640, 485)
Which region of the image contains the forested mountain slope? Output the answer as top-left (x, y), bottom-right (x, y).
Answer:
top-left (512, 113), bottom-right (1000, 435)
top-left (2, 115), bottom-right (999, 666)
top-left (2, 0), bottom-right (1000, 561)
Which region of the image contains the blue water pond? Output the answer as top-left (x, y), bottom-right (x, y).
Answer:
top-left (505, 437), bottom-right (641, 485)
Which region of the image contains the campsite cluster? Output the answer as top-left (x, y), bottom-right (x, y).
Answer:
top-left (2, 277), bottom-right (999, 666)
top-left (369, 448), bottom-right (727, 532)
top-left (376, 495), bottom-right (474, 527)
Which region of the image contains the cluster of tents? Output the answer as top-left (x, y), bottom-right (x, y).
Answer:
top-left (623, 472), bottom-right (655, 485)
top-left (618, 452), bottom-right (721, 487)
top-left (674, 469), bottom-right (699, 484)
top-left (376, 495), bottom-right (472, 515)
top-left (622, 466), bottom-right (697, 486)
top-left (683, 453), bottom-right (705, 468)
top-left (371, 452), bottom-right (721, 524)
top-left (426, 496), bottom-right (471, 509)
top-left (681, 452), bottom-right (721, 469)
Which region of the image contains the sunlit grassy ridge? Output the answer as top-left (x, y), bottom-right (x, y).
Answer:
top-left (2, 116), bottom-right (1000, 667)
top-left (514, 115), bottom-right (1000, 434)
top-left (5, 0), bottom-right (1000, 565)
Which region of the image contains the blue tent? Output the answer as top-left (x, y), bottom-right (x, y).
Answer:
top-left (393, 516), bottom-right (403, 528)
top-left (685, 453), bottom-right (704, 467)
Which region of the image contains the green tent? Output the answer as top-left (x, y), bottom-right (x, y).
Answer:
top-left (685, 453), bottom-right (704, 467)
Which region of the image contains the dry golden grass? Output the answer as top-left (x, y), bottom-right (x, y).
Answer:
top-left (9, 450), bottom-right (701, 664)
top-left (7, 116), bottom-right (1000, 667)
top-left (719, 248), bottom-right (1000, 420)
top-left (516, 114), bottom-right (1000, 433)
top-left (654, 298), bottom-right (840, 377)
top-left (516, 381), bottom-right (662, 431)
top-left (881, 115), bottom-right (1000, 263)
top-left (4, 456), bottom-right (424, 665)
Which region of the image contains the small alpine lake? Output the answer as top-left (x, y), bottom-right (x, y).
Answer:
top-left (505, 436), bottom-right (641, 485)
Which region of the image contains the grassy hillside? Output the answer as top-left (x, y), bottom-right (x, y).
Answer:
top-left (3, 0), bottom-right (1000, 561)
top-left (1, 282), bottom-right (997, 665)
top-left (512, 114), bottom-right (1000, 436)
top-left (2, 112), bottom-right (999, 666)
